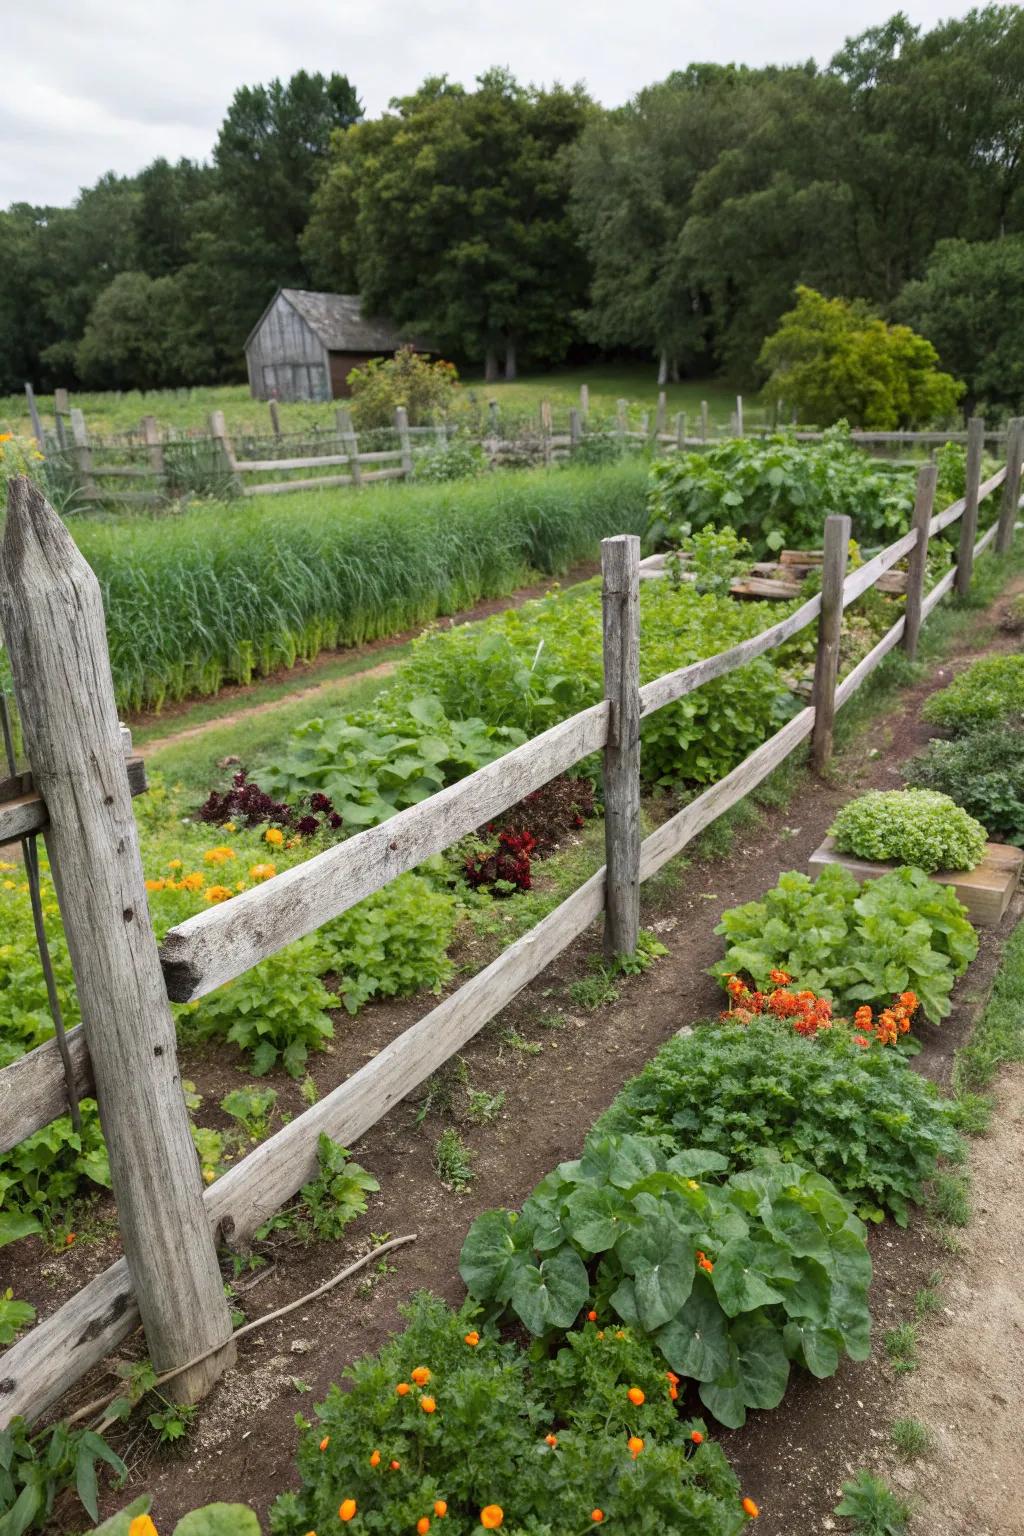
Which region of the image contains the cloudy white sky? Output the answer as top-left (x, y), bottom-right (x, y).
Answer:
top-left (5, 0), bottom-right (966, 209)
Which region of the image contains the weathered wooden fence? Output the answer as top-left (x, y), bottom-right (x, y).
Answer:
top-left (0, 422), bottom-right (1018, 1426)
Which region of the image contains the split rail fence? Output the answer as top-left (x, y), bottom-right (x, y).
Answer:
top-left (0, 412), bottom-right (1020, 1428)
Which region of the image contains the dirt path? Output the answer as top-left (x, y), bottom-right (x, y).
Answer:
top-left (887, 1066), bottom-right (1024, 1536)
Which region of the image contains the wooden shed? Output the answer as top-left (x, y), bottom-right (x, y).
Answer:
top-left (244, 289), bottom-right (430, 401)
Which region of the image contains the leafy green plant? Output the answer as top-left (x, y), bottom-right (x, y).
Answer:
top-left (0, 1291), bottom-right (35, 1346)
top-left (0, 1100), bottom-right (110, 1239)
top-left (147, 1397), bottom-right (197, 1447)
top-left (413, 437), bottom-right (488, 482)
top-left (300, 1135), bottom-right (380, 1240)
top-left (90, 1497), bottom-right (262, 1535)
top-left (0, 1417), bottom-right (126, 1535)
top-left (598, 1021), bottom-right (961, 1225)
top-left (714, 865), bottom-right (978, 1022)
top-left (460, 1129), bottom-right (872, 1428)
top-left (669, 524), bottom-right (750, 597)
top-left (829, 789), bottom-right (988, 872)
top-left (435, 1128), bottom-right (474, 1192)
top-left (569, 971), bottom-right (620, 1010)
top-left (647, 425), bottom-right (915, 557)
top-left (922, 653), bottom-right (1024, 734)
top-left (834, 1471), bottom-right (910, 1535)
top-left (905, 723), bottom-right (1024, 844)
top-left (220, 1086), bottom-right (278, 1141)
top-left (347, 348), bottom-right (459, 429)
top-left (269, 1292), bottom-right (752, 1536)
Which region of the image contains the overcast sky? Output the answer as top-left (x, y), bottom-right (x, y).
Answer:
top-left (4, 0), bottom-right (966, 209)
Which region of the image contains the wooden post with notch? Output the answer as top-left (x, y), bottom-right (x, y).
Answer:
top-left (996, 416), bottom-right (1023, 555)
top-left (336, 408), bottom-right (361, 486)
top-left (902, 463), bottom-right (937, 661)
top-left (395, 406), bottom-right (413, 477)
top-left (0, 477), bottom-right (235, 1403)
top-left (69, 408), bottom-right (96, 499)
top-left (601, 535), bottom-right (641, 961)
top-left (141, 415), bottom-right (165, 489)
top-left (955, 417), bottom-right (984, 597)
top-left (811, 513), bottom-right (851, 773)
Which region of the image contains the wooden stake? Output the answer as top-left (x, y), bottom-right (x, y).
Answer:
top-left (655, 392), bottom-right (667, 438)
top-left (902, 464), bottom-right (937, 660)
top-left (675, 412), bottom-right (686, 450)
top-left (69, 408), bottom-right (95, 498)
top-left (811, 514), bottom-right (851, 773)
top-left (601, 535), bottom-right (641, 960)
top-left (569, 407), bottom-right (581, 446)
top-left (24, 383), bottom-right (44, 451)
top-left (335, 408), bottom-right (361, 486)
top-left (996, 416), bottom-right (1023, 554)
top-left (955, 418), bottom-right (984, 597)
top-left (0, 478), bottom-right (234, 1405)
top-left (395, 405), bottom-right (413, 476)
top-left (735, 394), bottom-right (744, 436)
top-left (701, 400), bottom-right (709, 442)
top-left (580, 383), bottom-right (590, 421)
top-left (208, 410), bottom-right (241, 495)
top-left (268, 399), bottom-right (281, 438)
top-left (616, 399), bottom-right (627, 441)
top-left (141, 415), bottom-right (165, 483)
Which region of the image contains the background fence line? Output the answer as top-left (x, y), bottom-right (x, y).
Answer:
top-left (0, 436), bottom-right (1017, 1429)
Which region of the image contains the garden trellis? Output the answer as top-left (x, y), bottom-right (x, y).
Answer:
top-left (0, 415), bottom-right (1019, 1428)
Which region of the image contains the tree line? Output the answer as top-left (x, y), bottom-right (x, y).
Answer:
top-left (3, 6), bottom-right (1023, 415)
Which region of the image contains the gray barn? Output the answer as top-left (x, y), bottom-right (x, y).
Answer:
top-left (244, 289), bottom-right (428, 401)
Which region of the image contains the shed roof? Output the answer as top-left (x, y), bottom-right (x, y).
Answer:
top-left (247, 289), bottom-right (431, 354)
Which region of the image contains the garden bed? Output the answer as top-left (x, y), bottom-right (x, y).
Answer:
top-left (10, 566), bottom-right (1020, 1533)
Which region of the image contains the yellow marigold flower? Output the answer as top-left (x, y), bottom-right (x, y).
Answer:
top-left (249, 863), bottom-right (276, 881)
top-left (167, 858), bottom-right (183, 870)
top-left (411, 1366), bottom-right (431, 1385)
top-left (265, 827), bottom-right (284, 846)
top-left (145, 878), bottom-right (165, 892)
top-left (203, 845), bottom-right (234, 865)
top-left (180, 872), bottom-right (204, 892)
top-left (202, 1167), bottom-right (216, 1184)
top-left (224, 821), bottom-right (236, 832)
top-left (0, 860), bottom-right (15, 870)
top-left (32, 451), bottom-right (44, 461)
top-left (0, 433), bottom-right (11, 443)
top-left (204, 884), bottom-right (233, 904)
top-left (234, 880), bottom-right (247, 892)
top-left (3, 880), bottom-right (17, 891)
top-left (128, 1517), bottom-right (159, 1536)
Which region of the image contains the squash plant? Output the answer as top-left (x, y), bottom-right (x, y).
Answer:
top-left (460, 1132), bottom-right (872, 1428)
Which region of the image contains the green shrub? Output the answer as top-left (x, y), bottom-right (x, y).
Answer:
top-left (91, 1497), bottom-right (261, 1535)
top-left (921, 653), bottom-right (1024, 735)
top-left (647, 425), bottom-right (915, 557)
top-left (597, 1021), bottom-right (962, 1225)
top-left (460, 1131), bottom-right (872, 1429)
top-left (713, 865), bottom-right (977, 1022)
top-left (905, 724), bottom-right (1024, 844)
top-left (0, 1101), bottom-right (110, 1241)
top-left (829, 789), bottom-right (988, 872)
top-left (413, 437), bottom-right (488, 482)
top-left (347, 348), bottom-right (459, 429)
top-left (270, 1293), bottom-right (753, 1535)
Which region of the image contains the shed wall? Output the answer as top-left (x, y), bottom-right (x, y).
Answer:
top-left (246, 294), bottom-right (330, 401)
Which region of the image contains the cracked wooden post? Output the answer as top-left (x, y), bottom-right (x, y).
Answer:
top-left (0, 477), bottom-right (234, 1406)
top-left (601, 535), bottom-right (641, 961)
top-left (996, 416), bottom-right (1023, 555)
top-left (955, 418), bottom-right (984, 598)
top-left (902, 463), bottom-right (937, 661)
top-left (811, 513), bottom-right (851, 774)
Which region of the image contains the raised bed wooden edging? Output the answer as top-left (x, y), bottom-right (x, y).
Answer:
top-left (808, 835), bottom-right (1024, 927)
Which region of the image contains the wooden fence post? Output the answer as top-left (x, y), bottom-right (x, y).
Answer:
top-left (996, 416), bottom-right (1024, 554)
top-left (902, 463), bottom-right (937, 661)
top-left (601, 535), bottom-right (641, 961)
top-left (53, 387), bottom-right (70, 453)
top-left (569, 407), bottom-right (581, 447)
top-left (0, 478), bottom-right (235, 1402)
top-left (488, 400), bottom-right (500, 440)
top-left (208, 410), bottom-right (241, 495)
top-left (24, 384), bottom-right (45, 452)
top-left (735, 395), bottom-right (744, 436)
top-left (69, 408), bottom-right (96, 499)
top-left (336, 408), bottom-right (361, 487)
top-left (616, 399), bottom-right (627, 442)
top-left (580, 383), bottom-right (590, 422)
top-left (955, 417), bottom-right (985, 598)
top-left (540, 399), bottom-right (553, 466)
top-left (701, 400), bottom-right (709, 442)
top-left (395, 406), bottom-right (413, 476)
top-left (268, 399), bottom-right (281, 438)
top-left (141, 415), bottom-right (165, 484)
top-left (675, 412), bottom-right (686, 450)
top-left (811, 513), bottom-right (851, 774)
top-left (655, 392), bottom-right (667, 439)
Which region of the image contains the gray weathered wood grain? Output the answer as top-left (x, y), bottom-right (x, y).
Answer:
top-left (0, 1024), bottom-right (93, 1154)
top-left (811, 515), bottom-right (851, 772)
top-left (997, 417), bottom-right (1023, 555)
top-left (902, 464), bottom-right (937, 660)
top-left (954, 417), bottom-right (985, 597)
top-left (601, 536), bottom-right (641, 960)
top-left (0, 755), bottom-right (146, 843)
top-left (841, 528), bottom-right (917, 607)
top-left (0, 477), bottom-right (233, 1407)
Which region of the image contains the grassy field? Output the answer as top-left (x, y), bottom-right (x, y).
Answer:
top-left (1, 363), bottom-right (761, 442)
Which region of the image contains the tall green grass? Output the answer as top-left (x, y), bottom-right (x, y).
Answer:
top-left (74, 460), bottom-right (649, 712)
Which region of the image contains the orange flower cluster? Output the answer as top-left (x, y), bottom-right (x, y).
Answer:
top-left (723, 974), bottom-right (833, 1036)
top-left (696, 1249), bottom-right (714, 1274)
top-left (851, 991), bottom-right (919, 1047)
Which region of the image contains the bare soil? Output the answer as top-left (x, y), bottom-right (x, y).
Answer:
top-left (10, 581), bottom-right (1024, 1534)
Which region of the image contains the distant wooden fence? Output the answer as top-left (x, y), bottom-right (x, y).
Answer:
top-left (0, 420), bottom-right (1018, 1426)
top-left (24, 381), bottom-right (1012, 509)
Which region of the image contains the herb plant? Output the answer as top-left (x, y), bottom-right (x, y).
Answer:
top-left (829, 789), bottom-right (988, 872)
top-left (460, 1130), bottom-right (872, 1428)
top-left (598, 1021), bottom-right (961, 1225)
top-left (0, 1290), bottom-right (35, 1346)
top-left (905, 724), bottom-right (1024, 844)
top-left (0, 1418), bottom-right (127, 1534)
top-left (921, 653), bottom-right (1024, 734)
top-left (299, 1136), bottom-right (379, 1240)
top-left (714, 865), bottom-right (978, 1022)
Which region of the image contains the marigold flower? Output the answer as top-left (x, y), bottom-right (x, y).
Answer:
top-left (420, 1395), bottom-right (437, 1413)
top-left (319, 1436), bottom-right (330, 1451)
top-left (545, 1433), bottom-right (558, 1447)
top-left (181, 871), bottom-right (204, 891)
top-left (691, 1430), bottom-right (704, 1444)
top-left (204, 884), bottom-right (233, 903)
top-left (627, 1386), bottom-right (645, 1406)
top-left (411, 1366), bottom-right (431, 1385)
top-left (167, 858), bottom-right (183, 870)
top-left (591, 1512), bottom-right (604, 1524)
top-left (369, 1449), bottom-right (381, 1467)
top-left (265, 827), bottom-right (285, 846)
top-left (480, 1507), bottom-right (504, 1529)
top-left (666, 1371), bottom-right (679, 1385)
top-left (726, 974), bottom-right (748, 999)
top-left (587, 1309), bottom-right (598, 1321)
top-left (669, 1385), bottom-right (678, 1400)
top-left (742, 1496), bottom-right (760, 1518)
top-left (390, 1460), bottom-right (401, 1470)
top-left (464, 1331), bottom-right (480, 1347)
top-left (418, 1520), bottom-right (431, 1534)
top-left (128, 1518), bottom-right (158, 1536)
top-left (854, 1005), bottom-right (873, 1028)
top-left (768, 968), bottom-right (791, 985)
top-left (396, 1382), bottom-right (411, 1396)
top-left (339, 1498), bottom-right (357, 1521)
top-left (203, 1167), bottom-right (216, 1184)
top-left (249, 863), bottom-right (276, 881)
top-left (852, 1034), bottom-right (871, 1049)
top-left (899, 991), bottom-right (918, 1011)
top-left (434, 1501), bottom-right (448, 1517)
top-left (596, 1331), bottom-right (604, 1340)
top-left (615, 1330), bottom-right (626, 1340)
top-left (628, 1436), bottom-right (644, 1459)
top-left (203, 845), bottom-right (234, 865)
top-left (65, 1232), bottom-right (76, 1245)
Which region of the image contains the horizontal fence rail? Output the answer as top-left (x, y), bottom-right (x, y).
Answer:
top-left (0, 429), bottom-right (1019, 1428)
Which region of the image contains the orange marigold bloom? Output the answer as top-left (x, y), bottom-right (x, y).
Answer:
top-left (339, 1499), bottom-right (357, 1522)
top-left (854, 1005), bottom-right (873, 1028)
top-left (396, 1382), bottom-right (411, 1396)
top-left (412, 1366), bottom-right (431, 1385)
top-left (391, 1460), bottom-right (401, 1470)
top-left (319, 1436), bottom-right (330, 1451)
top-left (369, 1450), bottom-right (381, 1467)
top-left (742, 1496), bottom-right (760, 1518)
top-left (627, 1386), bottom-right (645, 1406)
top-left (480, 1507), bottom-right (504, 1529)
top-left (591, 1512), bottom-right (605, 1524)
top-left (545, 1434), bottom-right (558, 1447)
top-left (615, 1330), bottom-right (626, 1340)
top-left (899, 991), bottom-right (918, 1011)
top-left (628, 1436), bottom-right (644, 1459)
top-left (418, 1520), bottom-right (431, 1535)
top-left (666, 1371), bottom-right (680, 1384)
top-left (852, 1033), bottom-right (871, 1049)
top-left (204, 884), bottom-right (233, 904)
top-left (420, 1395), bottom-right (437, 1414)
top-left (464, 1331), bottom-right (480, 1347)
top-left (128, 1518), bottom-right (159, 1536)
top-left (587, 1310), bottom-right (598, 1321)
top-left (669, 1385), bottom-right (678, 1400)
top-left (726, 974), bottom-right (748, 999)
top-left (691, 1430), bottom-right (704, 1445)
top-left (65, 1232), bottom-right (76, 1246)
top-left (768, 968), bottom-right (791, 984)
top-left (434, 1501), bottom-right (448, 1518)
